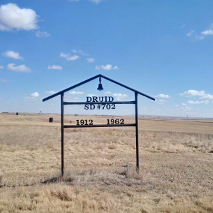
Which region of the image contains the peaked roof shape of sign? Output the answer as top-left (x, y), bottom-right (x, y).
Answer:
top-left (43, 74), bottom-right (155, 102)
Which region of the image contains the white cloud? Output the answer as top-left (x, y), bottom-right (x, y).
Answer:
top-left (182, 106), bottom-right (192, 111)
top-left (60, 52), bottom-right (70, 58)
top-left (0, 3), bottom-right (39, 31)
top-left (36, 31), bottom-right (50, 37)
top-left (186, 30), bottom-right (204, 40)
top-left (101, 64), bottom-right (118, 70)
top-left (89, 0), bottom-right (103, 4)
top-left (7, 63), bottom-right (31, 73)
top-left (202, 30), bottom-right (213, 36)
top-left (66, 55), bottom-right (79, 61)
top-left (187, 100), bottom-right (209, 104)
top-left (72, 50), bottom-right (88, 55)
top-left (182, 103), bottom-right (187, 106)
top-left (105, 91), bottom-right (111, 94)
top-left (113, 93), bottom-right (127, 100)
top-left (201, 24), bottom-right (213, 36)
top-left (181, 90), bottom-right (213, 100)
top-left (31, 92), bottom-right (39, 97)
top-left (24, 97), bottom-right (37, 101)
top-left (87, 94), bottom-right (97, 97)
top-left (96, 64), bottom-right (118, 70)
top-left (187, 24), bottom-right (213, 40)
top-left (0, 66), bottom-right (4, 69)
top-left (186, 30), bottom-right (195, 37)
top-left (181, 90), bottom-right (205, 97)
top-left (0, 79), bottom-right (8, 82)
top-left (73, 97), bottom-right (79, 100)
top-left (48, 65), bottom-right (62, 70)
top-left (68, 91), bottom-right (84, 94)
top-left (156, 100), bottom-right (167, 103)
top-left (3, 51), bottom-right (24, 60)
top-left (87, 58), bottom-right (94, 62)
top-left (45, 91), bottom-right (56, 94)
top-left (195, 35), bottom-right (204, 40)
top-left (112, 65), bottom-right (118, 69)
top-left (200, 94), bottom-right (213, 100)
top-left (59, 52), bottom-right (79, 61)
top-left (25, 93), bottom-right (39, 101)
top-left (155, 94), bottom-right (170, 98)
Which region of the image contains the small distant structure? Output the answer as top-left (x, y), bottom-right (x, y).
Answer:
top-left (16, 112), bottom-right (18, 115)
top-left (49, 117), bottom-right (53, 122)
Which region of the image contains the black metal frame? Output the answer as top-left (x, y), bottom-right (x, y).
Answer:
top-left (43, 74), bottom-right (155, 176)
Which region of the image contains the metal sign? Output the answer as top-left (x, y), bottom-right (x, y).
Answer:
top-left (43, 74), bottom-right (155, 176)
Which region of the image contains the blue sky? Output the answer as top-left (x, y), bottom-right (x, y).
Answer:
top-left (1, 0), bottom-right (213, 117)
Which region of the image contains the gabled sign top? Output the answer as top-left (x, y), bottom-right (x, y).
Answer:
top-left (43, 74), bottom-right (155, 102)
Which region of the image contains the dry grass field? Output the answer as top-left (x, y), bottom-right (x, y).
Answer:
top-left (0, 113), bottom-right (213, 213)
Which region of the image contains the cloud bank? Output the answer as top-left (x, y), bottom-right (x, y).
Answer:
top-left (181, 90), bottom-right (205, 97)
top-left (181, 90), bottom-right (213, 99)
top-left (187, 100), bottom-right (209, 104)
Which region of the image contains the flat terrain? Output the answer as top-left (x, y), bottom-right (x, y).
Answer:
top-left (0, 113), bottom-right (213, 212)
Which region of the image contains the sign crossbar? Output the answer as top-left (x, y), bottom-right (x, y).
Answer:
top-left (64, 123), bottom-right (136, 128)
top-left (63, 101), bottom-right (135, 105)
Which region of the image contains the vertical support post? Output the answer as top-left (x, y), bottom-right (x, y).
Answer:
top-left (135, 92), bottom-right (139, 172)
top-left (61, 93), bottom-right (64, 176)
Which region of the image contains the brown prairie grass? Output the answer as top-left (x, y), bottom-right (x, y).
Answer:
top-left (0, 114), bottom-right (213, 212)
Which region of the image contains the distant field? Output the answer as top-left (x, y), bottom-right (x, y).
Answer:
top-left (0, 113), bottom-right (213, 212)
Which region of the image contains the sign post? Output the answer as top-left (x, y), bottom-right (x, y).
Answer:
top-left (43, 74), bottom-right (155, 176)
top-left (135, 92), bottom-right (139, 171)
top-left (61, 93), bottom-right (64, 176)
